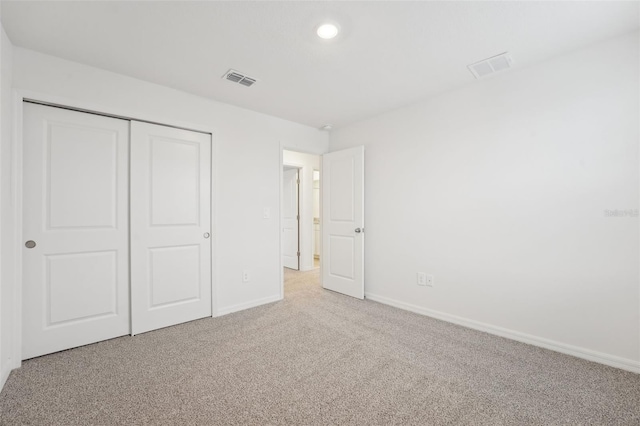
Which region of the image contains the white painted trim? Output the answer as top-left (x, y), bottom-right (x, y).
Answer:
top-left (0, 363), bottom-right (10, 391)
top-left (216, 295), bottom-right (282, 317)
top-left (278, 142), bottom-right (284, 301)
top-left (365, 292), bottom-right (640, 374)
top-left (283, 162), bottom-right (303, 272)
top-left (318, 155), bottom-right (323, 287)
top-left (210, 131), bottom-right (218, 318)
top-left (11, 91), bottom-right (23, 370)
top-left (17, 90), bottom-right (213, 134)
top-left (11, 89), bottom-right (218, 364)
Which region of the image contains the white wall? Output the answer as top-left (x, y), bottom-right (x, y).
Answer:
top-left (0, 21), bottom-right (14, 388)
top-left (283, 150), bottom-right (320, 271)
top-left (330, 32), bottom-right (640, 371)
top-left (9, 48), bottom-right (327, 325)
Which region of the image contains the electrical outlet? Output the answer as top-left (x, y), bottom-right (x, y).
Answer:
top-left (263, 207), bottom-right (270, 219)
top-left (242, 270), bottom-right (250, 283)
top-left (426, 274), bottom-right (434, 287)
top-left (417, 272), bottom-right (427, 286)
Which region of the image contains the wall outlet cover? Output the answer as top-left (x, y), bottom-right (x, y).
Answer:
top-left (417, 272), bottom-right (427, 286)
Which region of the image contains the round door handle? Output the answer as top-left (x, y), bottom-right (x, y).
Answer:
top-left (25, 240), bottom-right (37, 249)
top-left (355, 228), bottom-right (362, 233)
top-left (204, 232), bottom-right (210, 239)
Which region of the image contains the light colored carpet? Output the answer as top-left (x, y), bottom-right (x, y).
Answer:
top-left (1, 268), bottom-right (639, 425)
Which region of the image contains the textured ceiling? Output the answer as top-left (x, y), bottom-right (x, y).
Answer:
top-left (1, 1), bottom-right (638, 129)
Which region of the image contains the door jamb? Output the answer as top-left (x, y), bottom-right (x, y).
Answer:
top-left (295, 169), bottom-right (300, 271)
top-left (282, 166), bottom-right (302, 271)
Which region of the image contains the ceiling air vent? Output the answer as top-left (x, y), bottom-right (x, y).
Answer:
top-left (238, 77), bottom-right (256, 87)
top-left (222, 69), bottom-right (257, 87)
top-left (468, 52), bottom-right (513, 79)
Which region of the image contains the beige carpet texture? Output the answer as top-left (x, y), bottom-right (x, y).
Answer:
top-left (1, 268), bottom-right (639, 425)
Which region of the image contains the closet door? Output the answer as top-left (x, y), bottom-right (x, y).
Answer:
top-left (130, 121), bottom-right (212, 335)
top-left (22, 103), bottom-right (130, 359)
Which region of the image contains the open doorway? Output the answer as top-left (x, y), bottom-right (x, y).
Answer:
top-left (281, 146), bottom-right (365, 300)
top-left (281, 150), bottom-right (321, 294)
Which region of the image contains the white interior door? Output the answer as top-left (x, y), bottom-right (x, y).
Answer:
top-left (130, 121), bottom-right (212, 335)
top-left (22, 102), bottom-right (130, 359)
top-left (282, 168), bottom-right (299, 270)
top-left (322, 146), bottom-right (365, 299)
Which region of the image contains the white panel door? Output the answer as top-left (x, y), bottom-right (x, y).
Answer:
top-left (282, 168), bottom-right (299, 270)
top-left (322, 146), bottom-right (364, 299)
top-left (22, 102), bottom-right (130, 359)
top-left (130, 121), bottom-right (212, 335)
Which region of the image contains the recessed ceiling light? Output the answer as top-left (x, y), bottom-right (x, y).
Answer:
top-left (317, 23), bottom-right (339, 39)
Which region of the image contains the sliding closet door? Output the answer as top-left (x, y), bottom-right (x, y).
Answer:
top-left (130, 121), bottom-right (212, 335)
top-left (22, 103), bottom-right (130, 359)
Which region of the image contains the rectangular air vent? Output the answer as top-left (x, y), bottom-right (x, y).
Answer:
top-left (238, 77), bottom-right (256, 87)
top-left (468, 53), bottom-right (513, 79)
top-left (222, 69), bottom-right (257, 87)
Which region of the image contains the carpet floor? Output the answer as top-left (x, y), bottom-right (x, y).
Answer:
top-left (0, 268), bottom-right (639, 425)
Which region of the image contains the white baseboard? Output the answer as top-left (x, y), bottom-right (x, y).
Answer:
top-left (0, 363), bottom-right (12, 393)
top-left (216, 295), bottom-right (282, 317)
top-left (365, 292), bottom-right (640, 374)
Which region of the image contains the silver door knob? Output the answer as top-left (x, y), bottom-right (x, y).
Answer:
top-left (354, 228), bottom-right (362, 233)
top-left (204, 232), bottom-right (210, 239)
top-left (25, 240), bottom-right (36, 249)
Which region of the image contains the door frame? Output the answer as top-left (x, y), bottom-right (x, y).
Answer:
top-left (279, 145), bottom-right (324, 299)
top-left (9, 89), bottom-right (217, 367)
top-left (282, 166), bottom-right (300, 271)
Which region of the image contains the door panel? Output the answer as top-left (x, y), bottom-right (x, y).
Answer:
top-left (329, 156), bottom-right (354, 221)
top-left (46, 250), bottom-right (118, 325)
top-left (22, 102), bottom-right (130, 359)
top-left (148, 245), bottom-right (201, 308)
top-left (322, 146), bottom-right (364, 299)
top-left (47, 124), bottom-right (118, 229)
top-left (282, 168), bottom-right (299, 270)
top-left (130, 121), bottom-right (212, 335)
top-left (328, 236), bottom-right (354, 279)
top-left (150, 137), bottom-right (200, 226)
